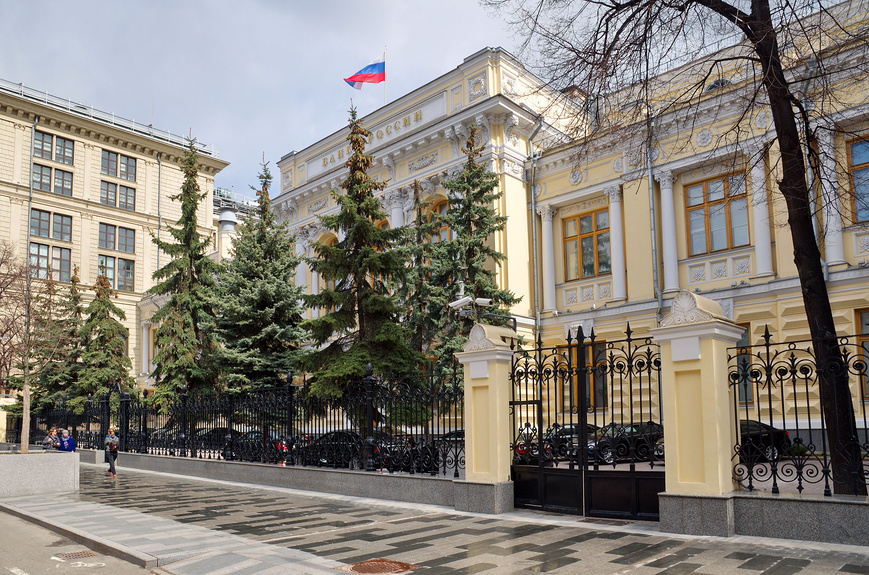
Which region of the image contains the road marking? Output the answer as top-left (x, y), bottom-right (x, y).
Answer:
top-left (6, 567), bottom-right (30, 575)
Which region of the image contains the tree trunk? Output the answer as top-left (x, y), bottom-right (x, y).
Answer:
top-left (750, 0), bottom-right (866, 495)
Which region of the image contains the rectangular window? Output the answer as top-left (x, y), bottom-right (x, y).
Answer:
top-left (101, 150), bottom-right (118, 177)
top-left (53, 214), bottom-right (72, 242)
top-left (858, 311), bottom-right (869, 399)
top-left (98, 255), bottom-right (115, 287)
top-left (685, 173), bottom-right (749, 256)
top-left (29, 243), bottom-right (50, 279)
top-left (850, 140), bottom-right (869, 223)
top-left (55, 137), bottom-right (74, 165)
top-left (117, 227), bottom-right (135, 253)
top-left (118, 185), bottom-right (136, 211)
top-left (100, 181), bottom-right (117, 207)
top-left (119, 156), bottom-right (136, 182)
top-left (34, 131), bottom-right (52, 159)
top-left (52, 247), bottom-right (71, 283)
top-left (735, 325), bottom-right (753, 405)
top-left (32, 164), bottom-right (51, 192)
top-left (30, 209), bottom-right (51, 238)
top-left (564, 208), bottom-right (611, 281)
top-left (99, 223), bottom-right (116, 250)
top-left (54, 169), bottom-right (73, 196)
top-left (117, 258), bottom-right (134, 291)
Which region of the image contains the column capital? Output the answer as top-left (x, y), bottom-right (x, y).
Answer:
top-left (652, 169), bottom-right (676, 186)
top-left (741, 138), bottom-right (768, 163)
top-left (604, 185), bottom-right (622, 202)
top-left (536, 204), bottom-right (557, 221)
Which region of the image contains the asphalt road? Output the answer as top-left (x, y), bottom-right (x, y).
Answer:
top-left (0, 510), bottom-right (167, 575)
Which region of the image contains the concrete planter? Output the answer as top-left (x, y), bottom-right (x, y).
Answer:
top-left (0, 451), bottom-right (79, 497)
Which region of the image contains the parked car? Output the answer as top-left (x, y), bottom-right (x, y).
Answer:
top-left (739, 420), bottom-right (791, 462)
top-left (587, 421), bottom-right (665, 464)
top-left (296, 430), bottom-right (396, 470)
top-left (545, 423), bottom-right (600, 460)
top-left (223, 430), bottom-right (288, 463)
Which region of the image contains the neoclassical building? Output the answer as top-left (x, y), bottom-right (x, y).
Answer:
top-left (0, 78), bottom-right (229, 405)
top-left (277, 2), bottom-right (869, 421)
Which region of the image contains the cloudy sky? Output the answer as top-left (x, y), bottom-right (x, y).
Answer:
top-left (0, 1), bottom-right (521, 199)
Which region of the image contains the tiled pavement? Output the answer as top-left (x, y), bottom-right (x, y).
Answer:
top-left (2, 464), bottom-right (869, 574)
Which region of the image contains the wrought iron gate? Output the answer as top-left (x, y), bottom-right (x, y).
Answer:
top-left (510, 325), bottom-right (665, 520)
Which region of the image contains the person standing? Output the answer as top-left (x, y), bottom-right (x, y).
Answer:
top-left (58, 429), bottom-right (76, 452)
top-left (105, 427), bottom-right (119, 477)
top-left (42, 427), bottom-right (59, 450)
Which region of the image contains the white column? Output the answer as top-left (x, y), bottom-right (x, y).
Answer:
top-left (294, 229), bottom-right (308, 289)
top-left (140, 321), bottom-right (150, 375)
top-left (818, 128), bottom-right (846, 266)
top-left (536, 205), bottom-right (557, 313)
top-left (384, 189), bottom-right (406, 228)
top-left (605, 185), bottom-right (627, 301)
top-left (653, 171), bottom-right (680, 293)
top-left (308, 241), bottom-right (320, 319)
top-left (745, 141), bottom-right (774, 277)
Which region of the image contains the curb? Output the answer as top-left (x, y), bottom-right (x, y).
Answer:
top-left (0, 500), bottom-right (159, 568)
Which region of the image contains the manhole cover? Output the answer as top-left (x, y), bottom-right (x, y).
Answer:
top-left (56, 550), bottom-right (101, 560)
top-left (337, 558), bottom-right (421, 574)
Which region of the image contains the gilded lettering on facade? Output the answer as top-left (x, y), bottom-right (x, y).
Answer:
top-left (319, 110), bottom-right (424, 168)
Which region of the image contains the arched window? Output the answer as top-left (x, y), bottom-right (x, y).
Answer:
top-left (430, 201), bottom-right (452, 243)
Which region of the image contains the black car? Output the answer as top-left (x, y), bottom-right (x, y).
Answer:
top-left (296, 430), bottom-right (396, 470)
top-left (513, 423), bottom-right (599, 465)
top-left (224, 430), bottom-right (288, 463)
top-left (587, 421), bottom-right (664, 464)
top-left (738, 420), bottom-right (791, 462)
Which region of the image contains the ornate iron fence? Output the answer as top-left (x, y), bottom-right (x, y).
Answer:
top-left (729, 327), bottom-right (869, 496)
top-left (14, 365), bottom-right (464, 477)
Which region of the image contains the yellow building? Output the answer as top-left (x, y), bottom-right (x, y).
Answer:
top-left (0, 78), bottom-right (229, 402)
top-left (277, 2), bottom-right (869, 423)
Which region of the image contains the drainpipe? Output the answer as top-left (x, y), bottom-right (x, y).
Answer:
top-left (22, 114), bottom-right (39, 453)
top-left (157, 152), bottom-right (162, 268)
top-left (528, 118), bottom-right (544, 338)
top-left (646, 118), bottom-right (663, 324)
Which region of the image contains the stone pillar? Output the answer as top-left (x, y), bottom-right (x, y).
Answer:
top-left (818, 128), bottom-right (846, 267)
top-left (653, 171), bottom-right (680, 293)
top-left (140, 321), bottom-right (150, 376)
top-left (384, 189), bottom-right (406, 228)
top-left (454, 323), bottom-right (517, 513)
top-left (294, 229), bottom-right (308, 290)
top-left (536, 205), bottom-right (557, 313)
top-left (744, 141), bottom-right (774, 277)
top-left (651, 291), bottom-right (744, 536)
top-left (605, 185), bottom-right (627, 301)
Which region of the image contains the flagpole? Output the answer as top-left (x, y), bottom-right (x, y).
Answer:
top-left (383, 46), bottom-right (387, 106)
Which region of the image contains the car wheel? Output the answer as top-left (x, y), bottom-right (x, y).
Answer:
top-left (763, 445), bottom-right (779, 462)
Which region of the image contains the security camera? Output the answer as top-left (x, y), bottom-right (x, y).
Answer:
top-left (474, 298), bottom-right (493, 307)
top-left (449, 296), bottom-right (473, 309)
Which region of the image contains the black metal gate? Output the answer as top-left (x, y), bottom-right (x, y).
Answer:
top-left (510, 324), bottom-right (665, 520)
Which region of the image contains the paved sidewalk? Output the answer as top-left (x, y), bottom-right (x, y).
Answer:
top-left (2, 464), bottom-right (869, 574)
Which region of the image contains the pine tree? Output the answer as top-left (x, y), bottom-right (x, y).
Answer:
top-left (77, 270), bottom-right (135, 397)
top-left (147, 140), bottom-right (219, 403)
top-left (213, 163), bottom-right (307, 389)
top-left (301, 108), bottom-right (422, 396)
top-left (432, 125), bottom-right (520, 369)
top-left (32, 267), bottom-right (85, 410)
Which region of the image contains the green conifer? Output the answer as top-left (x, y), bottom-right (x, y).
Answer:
top-left (147, 141), bottom-right (219, 402)
top-left (213, 163), bottom-right (307, 389)
top-left (301, 108), bottom-right (422, 396)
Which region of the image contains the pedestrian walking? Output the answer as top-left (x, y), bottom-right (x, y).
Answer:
top-left (105, 427), bottom-right (119, 477)
top-left (42, 427), bottom-right (59, 450)
top-left (58, 429), bottom-right (76, 452)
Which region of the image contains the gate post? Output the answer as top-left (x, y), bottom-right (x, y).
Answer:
top-left (650, 291), bottom-right (743, 536)
top-left (454, 323), bottom-right (516, 514)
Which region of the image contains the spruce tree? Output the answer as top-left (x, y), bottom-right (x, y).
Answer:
top-left (147, 140), bottom-right (219, 403)
top-left (213, 163), bottom-right (307, 389)
top-left (77, 270), bottom-right (135, 397)
top-left (301, 108), bottom-right (422, 396)
top-left (432, 124), bottom-right (520, 369)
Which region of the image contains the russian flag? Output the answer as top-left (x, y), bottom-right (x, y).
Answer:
top-left (344, 54), bottom-right (386, 90)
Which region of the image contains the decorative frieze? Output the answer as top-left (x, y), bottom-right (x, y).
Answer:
top-left (687, 253), bottom-right (753, 285)
top-left (505, 114), bottom-right (520, 147)
top-left (559, 196), bottom-right (608, 216)
top-left (307, 197), bottom-right (328, 215)
top-left (468, 72), bottom-right (487, 102)
top-left (569, 169), bottom-right (583, 186)
top-left (409, 152), bottom-right (438, 173)
top-left (696, 129), bottom-right (714, 147)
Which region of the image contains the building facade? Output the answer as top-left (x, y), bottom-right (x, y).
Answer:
top-left (277, 2), bottom-right (869, 425)
top-left (0, 79), bottom-right (229, 407)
